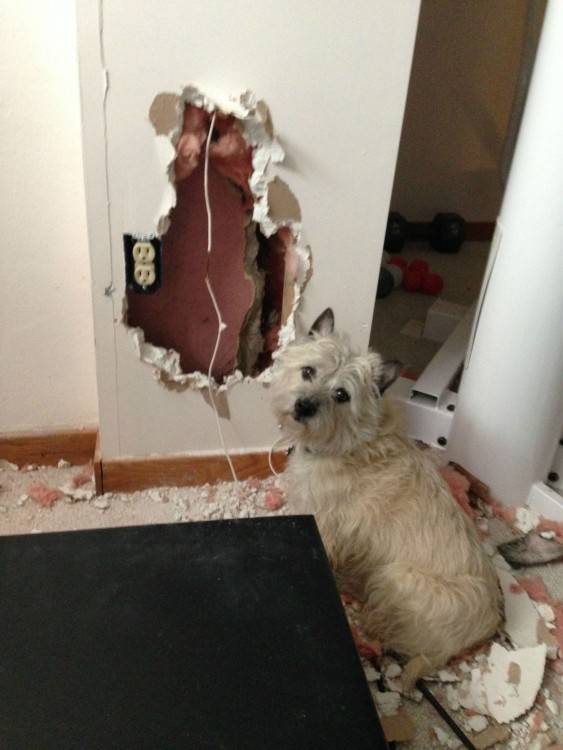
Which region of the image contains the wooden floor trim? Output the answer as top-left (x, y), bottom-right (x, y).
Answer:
top-left (96, 450), bottom-right (288, 495)
top-left (0, 430), bottom-right (286, 495)
top-left (0, 429), bottom-right (98, 468)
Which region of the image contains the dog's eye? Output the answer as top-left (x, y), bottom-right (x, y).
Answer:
top-left (301, 366), bottom-right (316, 382)
top-left (334, 388), bottom-right (350, 404)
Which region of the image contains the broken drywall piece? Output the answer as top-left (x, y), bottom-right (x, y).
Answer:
top-left (498, 567), bottom-right (544, 648)
top-left (271, 243), bottom-right (312, 356)
top-left (130, 327), bottom-right (245, 390)
top-left (149, 92), bottom-right (182, 136)
top-left (466, 642), bottom-right (546, 724)
top-left (131, 328), bottom-right (188, 384)
top-left (496, 567), bottom-right (557, 656)
top-left (255, 100), bottom-right (274, 138)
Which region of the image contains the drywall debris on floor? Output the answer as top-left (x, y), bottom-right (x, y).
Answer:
top-left (347, 463), bottom-right (563, 748)
top-left (125, 85), bottom-right (310, 390)
top-left (498, 567), bottom-right (559, 658)
top-left (23, 461), bottom-right (96, 508)
top-left (465, 642), bottom-right (547, 724)
top-left (0, 458), bottom-right (290, 536)
top-left (2, 457), bottom-right (563, 749)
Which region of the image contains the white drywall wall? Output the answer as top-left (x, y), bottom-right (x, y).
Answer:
top-left (448, 0), bottom-right (563, 511)
top-left (0, 0), bottom-right (98, 433)
top-left (77, 0), bottom-right (421, 460)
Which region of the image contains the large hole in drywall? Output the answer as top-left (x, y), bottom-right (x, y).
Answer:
top-left (124, 88), bottom-right (309, 389)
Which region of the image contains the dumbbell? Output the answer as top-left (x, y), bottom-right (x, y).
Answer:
top-left (384, 211), bottom-right (466, 254)
top-left (377, 256), bottom-right (443, 299)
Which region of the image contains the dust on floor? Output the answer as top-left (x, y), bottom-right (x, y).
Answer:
top-left (1, 456), bottom-right (562, 750)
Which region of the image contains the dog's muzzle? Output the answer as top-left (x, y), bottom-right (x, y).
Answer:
top-left (293, 397), bottom-right (318, 422)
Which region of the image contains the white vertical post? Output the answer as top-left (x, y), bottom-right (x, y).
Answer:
top-left (448, 0), bottom-right (563, 511)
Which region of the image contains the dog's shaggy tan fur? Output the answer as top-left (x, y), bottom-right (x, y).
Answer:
top-left (271, 309), bottom-right (501, 690)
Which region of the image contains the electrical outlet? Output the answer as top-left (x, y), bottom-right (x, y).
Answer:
top-left (132, 241), bottom-right (156, 264)
top-left (132, 241), bottom-right (156, 286)
top-left (134, 263), bottom-right (156, 286)
top-left (124, 235), bottom-right (162, 293)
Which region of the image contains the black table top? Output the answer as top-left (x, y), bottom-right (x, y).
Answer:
top-left (0, 516), bottom-right (388, 749)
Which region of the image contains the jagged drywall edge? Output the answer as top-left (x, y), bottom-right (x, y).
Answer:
top-left (126, 84), bottom-right (310, 390)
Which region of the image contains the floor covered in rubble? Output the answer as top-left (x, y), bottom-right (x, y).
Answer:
top-left (1, 453), bottom-right (562, 750)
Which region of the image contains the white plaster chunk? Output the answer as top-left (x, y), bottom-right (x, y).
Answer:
top-left (467, 714), bottom-right (488, 733)
top-left (468, 642), bottom-right (547, 724)
top-left (433, 725), bottom-right (463, 748)
top-left (384, 662), bottom-right (402, 679)
top-left (373, 690), bottom-right (401, 717)
top-left (446, 684), bottom-right (461, 711)
top-left (362, 664), bottom-right (380, 682)
top-left (514, 507), bottom-right (541, 534)
top-left (58, 482), bottom-right (95, 502)
top-left (437, 669), bottom-right (460, 683)
top-left (497, 568), bottom-right (543, 649)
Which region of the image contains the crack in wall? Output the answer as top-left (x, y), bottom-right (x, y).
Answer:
top-left (124, 86), bottom-right (309, 390)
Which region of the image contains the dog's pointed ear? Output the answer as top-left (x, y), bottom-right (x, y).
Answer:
top-left (376, 359), bottom-right (403, 394)
top-left (309, 308), bottom-right (335, 337)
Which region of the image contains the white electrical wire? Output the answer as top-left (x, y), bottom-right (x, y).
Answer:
top-left (203, 110), bottom-right (239, 486)
top-left (268, 434), bottom-right (291, 477)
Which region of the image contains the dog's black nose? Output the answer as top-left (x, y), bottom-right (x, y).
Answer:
top-left (293, 398), bottom-right (318, 421)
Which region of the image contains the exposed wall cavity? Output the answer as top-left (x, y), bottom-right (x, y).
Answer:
top-left (124, 86), bottom-right (310, 389)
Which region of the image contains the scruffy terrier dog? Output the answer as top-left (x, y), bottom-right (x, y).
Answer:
top-left (271, 308), bottom-right (501, 690)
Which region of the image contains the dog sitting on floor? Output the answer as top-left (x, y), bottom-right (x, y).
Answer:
top-left (271, 308), bottom-right (501, 690)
